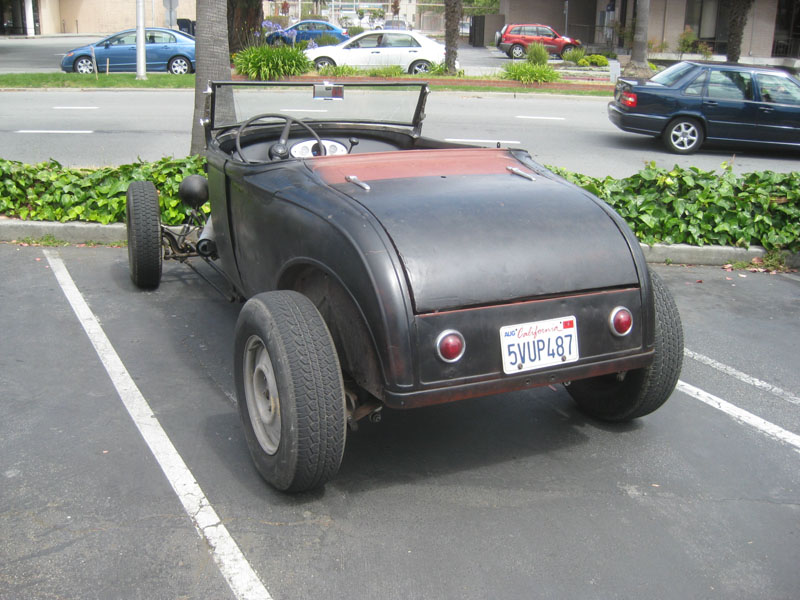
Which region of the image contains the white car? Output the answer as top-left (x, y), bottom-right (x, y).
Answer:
top-left (305, 30), bottom-right (448, 74)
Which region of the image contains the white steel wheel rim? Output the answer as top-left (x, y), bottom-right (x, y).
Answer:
top-left (512, 46), bottom-right (524, 58)
top-left (243, 335), bottom-right (281, 455)
top-left (76, 58), bottom-right (93, 74)
top-left (670, 122), bottom-right (698, 150)
top-left (170, 58), bottom-right (189, 74)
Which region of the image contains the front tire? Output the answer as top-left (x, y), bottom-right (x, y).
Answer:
top-left (409, 60), bottom-right (432, 74)
top-left (234, 291), bottom-right (346, 493)
top-left (168, 56), bottom-right (192, 74)
top-left (560, 44), bottom-right (575, 58)
top-left (126, 181), bottom-right (162, 289)
top-left (663, 117), bottom-right (704, 154)
top-left (567, 272), bottom-right (683, 421)
top-left (73, 56), bottom-right (94, 74)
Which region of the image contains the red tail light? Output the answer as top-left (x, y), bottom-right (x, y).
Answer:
top-left (342, 29), bottom-right (348, 36)
top-left (609, 307), bottom-right (633, 337)
top-left (620, 91), bottom-right (637, 107)
top-left (436, 330), bottom-right (465, 363)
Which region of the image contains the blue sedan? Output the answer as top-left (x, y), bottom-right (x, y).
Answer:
top-left (266, 20), bottom-right (349, 45)
top-left (608, 61), bottom-right (800, 154)
top-left (61, 28), bottom-right (196, 74)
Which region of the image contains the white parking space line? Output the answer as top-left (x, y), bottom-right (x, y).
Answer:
top-left (678, 381), bottom-right (800, 455)
top-left (445, 138), bottom-right (521, 144)
top-left (16, 130), bottom-right (94, 134)
top-left (685, 348), bottom-right (800, 406)
top-left (43, 250), bottom-right (273, 600)
top-left (516, 115), bottom-right (566, 120)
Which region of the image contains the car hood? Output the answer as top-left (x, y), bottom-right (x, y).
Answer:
top-left (311, 148), bottom-right (639, 313)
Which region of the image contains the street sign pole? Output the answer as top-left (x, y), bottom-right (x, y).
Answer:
top-left (136, 0), bottom-right (147, 80)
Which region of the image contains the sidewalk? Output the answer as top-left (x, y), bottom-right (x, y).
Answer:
top-left (2, 216), bottom-right (796, 267)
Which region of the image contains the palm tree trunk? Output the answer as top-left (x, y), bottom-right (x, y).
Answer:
top-left (444, 0), bottom-right (463, 74)
top-left (623, 0), bottom-right (653, 79)
top-left (727, 0), bottom-right (755, 62)
top-left (190, 0), bottom-right (232, 155)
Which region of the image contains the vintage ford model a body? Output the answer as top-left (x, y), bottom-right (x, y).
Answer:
top-left (125, 82), bottom-right (682, 492)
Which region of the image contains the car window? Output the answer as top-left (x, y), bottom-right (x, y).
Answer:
top-left (650, 61), bottom-right (697, 86)
top-left (509, 26), bottom-right (522, 35)
top-left (707, 70), bottom-right (753, 101)
top-left (757, 73), bottom-right (800, 105)
top-left (108, 33), bottom-right (136, 45)
top-left (382, 34), bottom-right (420, 48)
top-left (347, 34), bottom-right (382, 49)
top-left (537, 27), bottom-right (556, 38)
top-left (147, 31), bottom-right (176, 43)
top-left (296, 23), bottom-right (312, 31)
top-left (683, 71), bottom-right (708, 96)
top-left (322, 24), bottom-right (334, 31)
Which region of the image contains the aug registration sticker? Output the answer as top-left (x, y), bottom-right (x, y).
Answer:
top-left (500, 316), bottom-right (579, 374)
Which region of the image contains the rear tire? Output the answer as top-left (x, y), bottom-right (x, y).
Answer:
top-left (314, 57), bottom-right (336, 70)
top-left (663, 117), bottom-right (704, 154)
top-left (126, 181), bottom-right (162, 289)
top-left (567, 272), bottom-right (683, 421)
top-left (510, 44), bottom-right (525, 59)
top-left (234, 291), bottom-right (346, 493)
top-left (168, 56), bottom-right (192, 74)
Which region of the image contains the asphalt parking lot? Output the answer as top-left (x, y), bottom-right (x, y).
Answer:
top-left (2, 243), bottom-right (799, 599)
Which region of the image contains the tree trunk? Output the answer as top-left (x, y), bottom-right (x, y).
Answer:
top-left (190, 0), bottom-right (233, 155)
top-left (228, 0), bottom-right (265, 54)
top-left (623, 0), bottom-right (653, 80)
top-left (726, 0), bottom-right (756, 63)
top-left (444, 0), bottom-right (463, 74)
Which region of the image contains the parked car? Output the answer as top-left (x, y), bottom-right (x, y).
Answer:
top-left (266, 20), bottom-right (349, 45)
top-left (495, 23), bottom-right (580, 59)
top-left (124, 80), bottom-right (683, 492)
top-left (305, 30), bottom-right (447, 74)
top-left (383, 19), bottom-right (411, 30)
top-left (60, 27), bottom-right (195, 74)
top-left (608, 61), bottom-right (800, 154)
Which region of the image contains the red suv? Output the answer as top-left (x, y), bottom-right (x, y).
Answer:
top-left (495, 24), bottom-right (581, 59)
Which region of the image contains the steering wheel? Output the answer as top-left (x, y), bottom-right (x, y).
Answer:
top-left (235, 113), bottom-right (326, 163)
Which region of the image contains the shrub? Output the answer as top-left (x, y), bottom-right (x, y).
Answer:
top-left (318, 64), bottom-right (361, 77)
top-left (525, 42), bottom-right (549, 66)
top-left (577, 58), bottom-right (590, 67)
top-left (233, 44), bottom-right (312, 80)
top-left (348, 26), bottom-right (365, 36)
top-left (501, 62), bottom-right (560, 84)
top-left (428, 62), bottom-right (463, 77)
top-left (561, 47), bottom-right (585, 63)
top-left (676, 28), bottom-right (697, 58)
top-left (365, 65), bottom-right (406, 77)
top-left (315, 33), bottom-right (343, 47)
top-left (588, 54), bottom-right (609, 66)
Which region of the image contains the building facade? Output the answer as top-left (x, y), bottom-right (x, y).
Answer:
top-left (499, 0), bottom-right (799, 64)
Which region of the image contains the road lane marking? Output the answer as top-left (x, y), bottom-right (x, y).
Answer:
top-left (678, 381), bottom-right (800, 454)
top-left (685, 348), bottom-right (800, 406)
top-left (16, 130), bottom-right (94, 134)
top-left (280, 108), bottom-right (328, 112)
top-left (516, 115), bottom-right (566, 120)
top-left (43, 250), bottom-right (273, 600)
top-left (445, 138), bottom-right (521, 144)
top-left (53, 106), bottom-right (99, 110)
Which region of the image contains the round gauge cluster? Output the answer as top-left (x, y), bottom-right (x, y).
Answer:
top-left (290, 139), bottom-right (348, 158)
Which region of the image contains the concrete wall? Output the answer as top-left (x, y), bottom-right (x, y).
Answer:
top-left (40, 0), bottom-right (197, 35)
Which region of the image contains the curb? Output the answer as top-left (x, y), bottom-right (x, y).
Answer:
top-left (2, 219), bottom-right (797, 268)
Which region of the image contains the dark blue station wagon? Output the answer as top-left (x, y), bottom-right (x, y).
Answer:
top-left (608, 61), bottom-right (800, 154)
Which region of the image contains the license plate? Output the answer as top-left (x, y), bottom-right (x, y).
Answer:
top-left (500, 316), bottom-right (579, 374)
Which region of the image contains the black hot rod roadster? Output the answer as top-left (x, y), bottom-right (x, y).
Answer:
top-left (125, 81), bottom-right (683, 492)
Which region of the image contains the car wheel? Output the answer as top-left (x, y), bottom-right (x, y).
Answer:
top-left (73, 56), bottom-right (94, 74)
top-left (234, 290), bottom-right (346, 493)
top-left (125, 181), bottom-right (162, 289)
top-left (510, 44), bottom-right (526, 59)
top-left (314, 57), bottom-right (336, 70)
top-left (168, 56), bottom-right (192, 75)
top-left (567, 272), bottom-right (683, 422)
top-left (560, 44), bottom-right (575, 57)
top-left (409, 60), bottom-right (432, 74)
top-left (663, 117), bottom-right (704, 154)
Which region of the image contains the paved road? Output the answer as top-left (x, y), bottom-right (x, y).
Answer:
top-left (2, 245), bottom-right (799, 599)
top-left (2, 89), bottom-right (799, 178)
top-left (0, 35), bottom-right (102, 72)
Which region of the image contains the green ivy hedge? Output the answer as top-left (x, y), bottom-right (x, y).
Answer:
top-left (0, 156), bottom-right (206, 226)
top-left (1, 157), bottom-right (798, 251)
